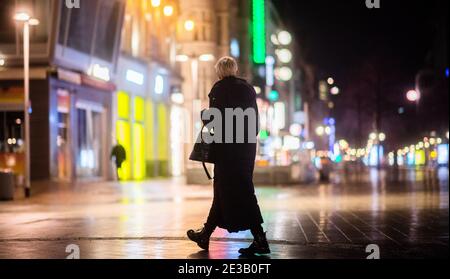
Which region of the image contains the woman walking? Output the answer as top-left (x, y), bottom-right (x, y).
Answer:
top-left (187, 57), bottom-right (270, 256)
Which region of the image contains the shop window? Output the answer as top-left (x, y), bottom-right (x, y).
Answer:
top-left (58, 0), bottom-right (124, 63)
top-left (76, 107), bottom-right (103, 178)
top-left (133, 96), bottom-right (145, 179)
top-left (132, 123), bottom-right (145, 179)
top-left (116, 120), bottom-right (131, 180)
top-left (94, 0), bottom-right (123, 61)
top-left (134, 96), bottom-right (144, 122)
top-left (0, 111), bottom-right (24, 175)
top-left (56, 89), bottom-right (71, 180)
top-left (145, 100), bottom-right (155, 162)
top-left (117, 91), bottom-right (130, 120)
top-left (66, 0), bottom-right (98, 54)
top-left (156, 103), bottom-right (169, 176)
top-left (157, 103), bottom-right (169, 161)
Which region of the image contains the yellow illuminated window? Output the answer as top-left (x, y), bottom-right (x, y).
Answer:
top-left (133, 123), bottom-right (146, 180)
top-left (134, 96), bottom-right (145, 122)
top-left (117, 91), bottom-right (130, 120)
top-left (116, 120), bottom-right (131, 180)
top-left (157, 103), bottom-right (169, 161)
top-left (145, 100), bottom-right (155, 161)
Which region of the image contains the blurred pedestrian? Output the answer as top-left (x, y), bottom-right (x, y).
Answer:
top-left (110, 142), bottom-right (126, 181)
top-left (187, 57), bottom-right (270, 256)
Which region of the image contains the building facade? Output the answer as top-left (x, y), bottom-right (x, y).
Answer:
top-left (115, 0), bottom-right (183, 180)
top-left (175, 0), bottom-right (232, 175)
top-left (0, 0), bottom-right (125, 183)
top-left (0, 0), bottom-right (310, 186)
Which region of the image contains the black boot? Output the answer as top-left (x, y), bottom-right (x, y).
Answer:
top-left (239, 232), bottom-right (271, 255)
top-left (187, 226), bottom-right (214, 251)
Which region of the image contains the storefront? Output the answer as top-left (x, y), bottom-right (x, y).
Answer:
top-left (0, 87), bottom-right (25, 183)
top-left (114, 55), bottom-right (148, 180)
top-left (115, 55), bottom-right (176, 180)
top-left (0, 67), bottom-right (114, 183)
top-left (147, 62), bottom-right (172, 178)
top-left (49, 69), bottom-right (114, 182)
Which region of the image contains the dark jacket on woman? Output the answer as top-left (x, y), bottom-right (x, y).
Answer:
top-left (205, 76), bottom-right (264, 233)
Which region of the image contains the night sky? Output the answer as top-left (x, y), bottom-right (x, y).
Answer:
top-left (272, 0), bottom-right (449, 148)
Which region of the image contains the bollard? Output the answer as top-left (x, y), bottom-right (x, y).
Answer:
top-left (0, 170), bottom-right (15, 201)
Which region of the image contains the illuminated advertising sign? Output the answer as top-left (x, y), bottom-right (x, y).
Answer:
top-left (437, 144), bottom-right (449, 165)
top-left (415, 150), bottom-right (426, 166)
top-left (407, 152), bottom-right (415, 166)
top-left (274, 102), bottom-right (286, 129)
top-left (126, 69), bottom-right (144, 85)
top-left (265, 56), bottom-right (275, 86)
top-left (397, 154), bottom-right (404, 166)
top-left (369, 145), bottom-right (383, 167)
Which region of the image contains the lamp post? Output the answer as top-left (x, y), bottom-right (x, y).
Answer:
top-left (14, 12), bottom-right (39, 197)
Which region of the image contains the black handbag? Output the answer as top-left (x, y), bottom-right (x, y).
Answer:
top-left (189, 123), bottom-right (215, 180)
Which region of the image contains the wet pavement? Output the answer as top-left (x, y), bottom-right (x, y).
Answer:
top-left (0, 167), bottom-right (448, 259)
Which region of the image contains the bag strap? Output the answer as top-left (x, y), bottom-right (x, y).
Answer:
top-left (200, 124), bottom-right (213, 181)
top-left (202, 161), bottom-right (213, 180)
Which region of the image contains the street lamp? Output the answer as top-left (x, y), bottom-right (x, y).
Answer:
top-left (327, 77), bottom-right (334, 85)
top-left (14, 12), bottom-right (39, 197)
top-left (275, 49), bottom-right (292, 63)
top-left (418, 141), bottom-right (424, 149)
top-left (151, 0), bottom-right (161, 7)
top-left (163, 5), bottom-right (174, 17)
top-left (277, 31), bottom-right (292, 45)
top-left (184, 20), bottom-right (195, 31)
top-left (330, 86), bottom-right (340, 95)
top-left (315, 126), bottom-right (325, 136)
top-left (274, 66), bottom-right (293, 81)
top-left (406, 90), bottom-right (420, 102)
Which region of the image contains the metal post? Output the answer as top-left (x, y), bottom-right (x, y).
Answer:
top-left (23, 21), bottom-right (31, 197)
top-left (375, 73), bottom-right (382, 170)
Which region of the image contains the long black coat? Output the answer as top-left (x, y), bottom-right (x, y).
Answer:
top-left (207, 76), bottom-right (264, 233)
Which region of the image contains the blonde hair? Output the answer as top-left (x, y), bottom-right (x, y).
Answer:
top-left (215, 56), bottom-right (238, 80)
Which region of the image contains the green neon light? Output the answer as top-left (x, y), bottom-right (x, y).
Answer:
top-left (252, 0), bottom-right (266, 64)
top-left (259, 130), bottom-right (269, 140)
top-left (268, 90), bottom-right (279, 102)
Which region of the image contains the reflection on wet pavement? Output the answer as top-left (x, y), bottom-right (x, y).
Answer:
top-left (0, 167), bottom-right (448, 259)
